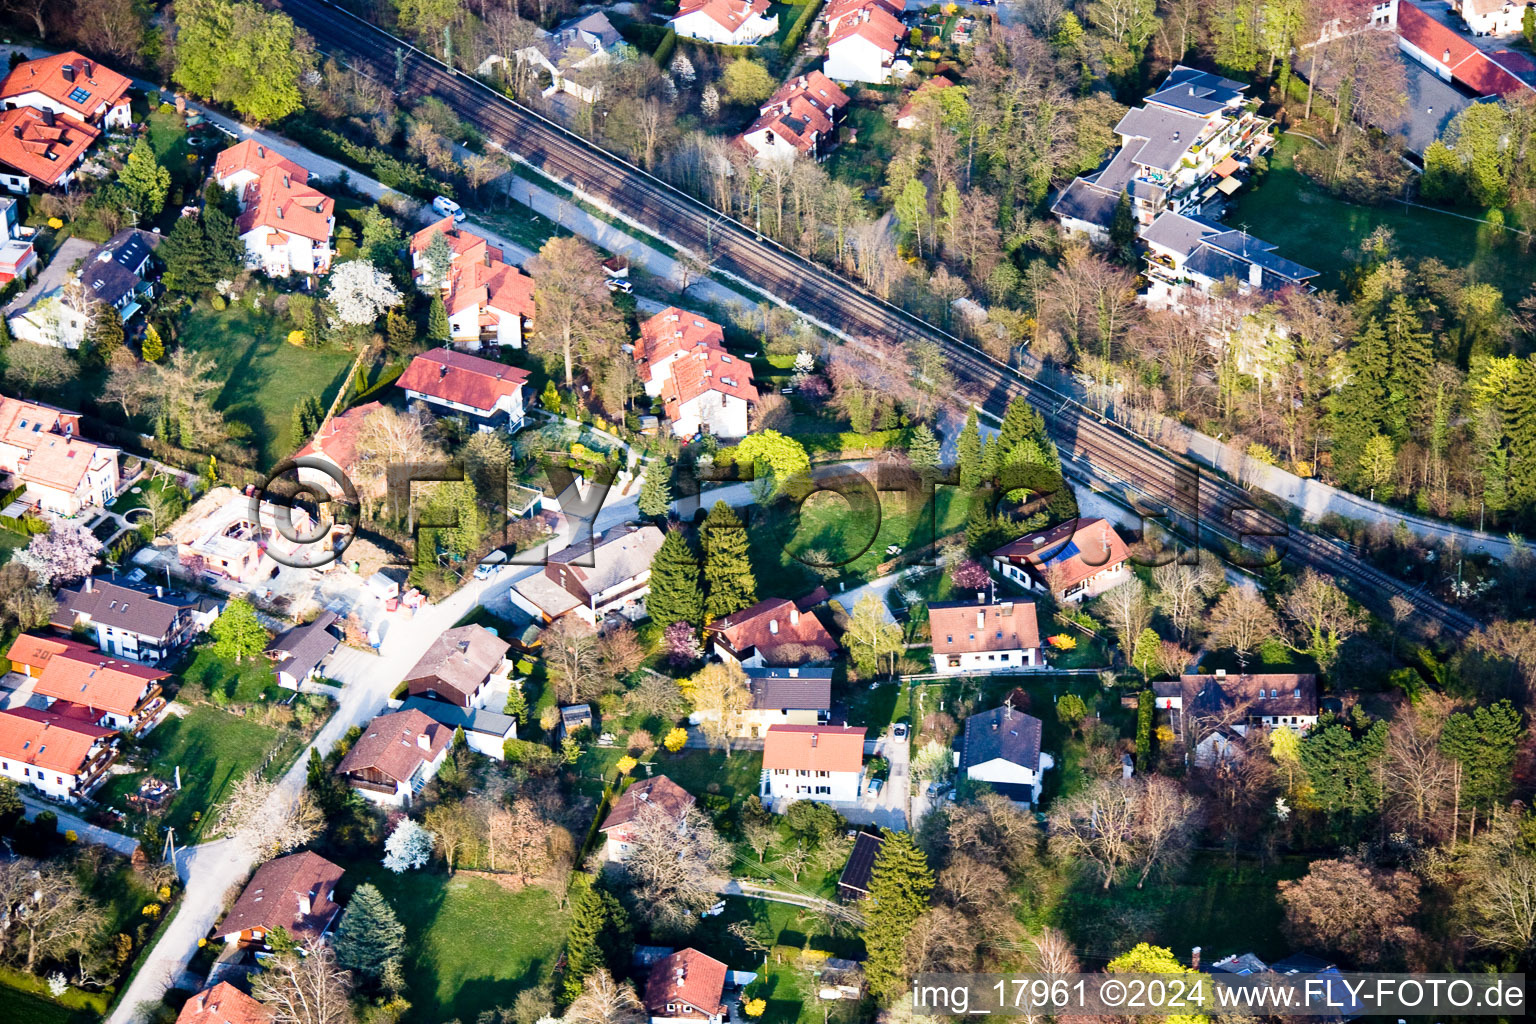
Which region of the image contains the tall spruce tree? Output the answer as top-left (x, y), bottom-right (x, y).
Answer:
top-left (957, 408), bottom-right (983, 490)
top-left (563, 882), bottom-right (609, 1001)
top-left (1329, 318), bottom-right (1394, 485)
top-left (638, 459), bottom-right (674, 519)
top-left (333, 883), bottom-right (406, 978)
top-left (907, 423), bottom-right (941, 471)
top-left (862, 829), bottom-right (934, 1000)
top-left (647, 529), bottom-right (704, 628)
top-left (703, 501), bottom-right (757, 621)
top-left (1501, 357), bottom-right (1536, 509)
top-left (428, 293), bottom-right (450, 342)
top-left (1441, 700), bottom-right (1523, 815)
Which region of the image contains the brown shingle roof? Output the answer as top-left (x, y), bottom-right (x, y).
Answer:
top-left (645, 948), bottom-right (729, 1017)
top-left (216, 851), bottom-right (345, 944)
top-left (1178, 672), bottom-right (1318, 719)
top-left (990, 518), bottom-right (1130, 595)
top-left (404, 625), bottom-right (510, 706)
top-left (928, 600), bottom-right (1040, 655)
top-left (707, 598), bottom-right (837, 665)
top-left (599, 775), bottom-right (696, 832)
top-left (336, 708), bottom-right (451, 785)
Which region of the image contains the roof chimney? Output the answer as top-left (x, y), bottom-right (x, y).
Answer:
top-left (84, 577), bottom-right (93, 593)
top-left (1216, 669), bottom-right (1226, 678)
top-left (1444, 48), bottom-right (1452, 63)
top-left (769, 618), bottom-right (779, 635)
top-left (789, 608), bottom-right (800, 626)
top-left (976, 610), bottom-right (985, 629)
top-left (1248, 261), bottom-right (1263, 288)
top-left (257, 144), bottom-right (265, 159)
top-left (11, 124), bottom-right (20, 139)
top-left (61, 64), bottom-right (74, 83)
top-left (40, 108), bottom-right (53, 127)
top-left (155, 585), bottom-right (163, 599)
top-left (810, 732), bottom-right (819, 747)
top-left (80, 59), bottom-right (92, 79)
top-left (1191, 946), bottom-right (1202, 969)
top-left (417, 731), bottom-right (431, 751)
top-left (297, 891), bottom-right (312, 916)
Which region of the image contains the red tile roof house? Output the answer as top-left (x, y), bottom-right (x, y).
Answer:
top-left (19, 635), bottom-right (171, 734)
top-left (213, 141), bottom-right (335, 278)
top-left (762, 724), bottom-right (866, 805)
top-left (0, 704), bottom-right (120, 802)
top-left (0, 52), bottom-right (132, 130)
top-left (410, 216), bottom-right (535, 351)
top-left (598, 774), bottom-right (695, 863)
top-left (645, 948), bottom-right (730, 1024)
top-left (0, 106), bottom-right (99, 194)
top-left (402, 624), bottom-right (511, 710)
top-left (738, 72), bottom-right (851, 166)
top-left (706, 597), bottom-right (838, 670)
top-left (989, 517), bottom-right (1131, 604)
top-left (214, 850), bottom-right (345, 949)
top-left (670, 0), bottom-right (778, 45)
top-left (397, 347), bottom-right (530, 434)
top-left (335, 708), bottom-right (452, 807)
top-left (1397, 2), bottom-right (1533, 98)
top-left (511, 523), bottom-right (666, 626)
top-left (635, 308), bottom-right (757, 438)
top-left (293, 399), bottom-right (384, 500)
top-left (175, 982), bottom-right (272, 1024)
top-left (0, 394), bottom-right (119, 515)
top-left (928, 598), bottom-right (1044, 675)
top-left (824, 0), bottom-right (906, 34)
top-left (824, 3), bottom-right (906, 84)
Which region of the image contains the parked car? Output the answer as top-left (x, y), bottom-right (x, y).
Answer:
top-left (473, 549), bottom-right (508, 580)
top-left (892, 723), bottom-right (908, 740)
top-left (866, 778), bottom-right (883, 797)
top-left (607, 279), bottom-right (633, 294)
top-left (433, 196), bottom-right (465, 222)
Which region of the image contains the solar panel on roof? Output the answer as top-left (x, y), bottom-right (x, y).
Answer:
top-left (67, 87), bottom-right (91, 104)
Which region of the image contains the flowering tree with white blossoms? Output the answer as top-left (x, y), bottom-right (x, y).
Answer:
top-left (382, 817), bottom-right (434, 873)
top-left (671, 54), bottom-right (696, 83)
top-left (326, 259), bottom-right (403, 327)
top-left (17, 521), bottom-right (99, 587)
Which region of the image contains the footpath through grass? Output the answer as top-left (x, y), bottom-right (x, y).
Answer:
top-left (1226, 134), bottom-right (1536, 302)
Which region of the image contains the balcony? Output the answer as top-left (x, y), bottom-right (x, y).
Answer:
top-left (345, 775), bottom-right (401, 796)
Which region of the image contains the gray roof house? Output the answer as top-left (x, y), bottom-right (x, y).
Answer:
top-left (510, 523), bottom-right (665, 626)
top-left (400, 695), bottom-right (517, 759)
top-left (265, 610), bottom-right (340, 689)
top-left (403, 624), bottom-right (510, 709)
top-left (743, 666), bottom-right (833, 712)
top-left (51, 577), bottom-right (218, 665)
top-left (1141, 211), bottom-right (1317, 304)
top-left (960, 706), bottom-right (1050, 803)
top-left (558, 703), bottom-right (593, 741)
top-left (82, 229), bottom-right (161, 320)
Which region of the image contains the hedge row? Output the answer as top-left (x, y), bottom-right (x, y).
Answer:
top-left (283, 121), bottom-right (454, 201)
top-left (653, 27), bottom-right (678, 67)
top-left (781, 0), bottom-right (826, 57)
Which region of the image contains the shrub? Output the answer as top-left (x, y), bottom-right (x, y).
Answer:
top-left (781, 0), bottom-right (826, 56)
top-left (663, 726), bottom-right (688, 751)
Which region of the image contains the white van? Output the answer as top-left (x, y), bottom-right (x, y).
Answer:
top-left (433, 196), bottom-right (465, 223)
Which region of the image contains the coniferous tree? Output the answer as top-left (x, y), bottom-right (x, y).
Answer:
top-left (638, 459), bottom-right (673, 519)
top-left (1501, 358), bottom-right (1536, 509)
top-left (1441, 700), bottom-right (1523, 816)
top-left (333, 883), bottom-right (406, 978)
top-left (702, 501), bottom-right (756, 622)
top-left (562, 881), bottom-right (631, 1001)
top-left (141, 323), bottom-right (164, 362)
top-left (862, 829), bottom-right (934, 1000)
top-left (907, 423), bottom-right (941, 471)
top-left (647, 529), bottom-right (704, 628)
top-left (957, 408), bottom-right (982, 490)
top-left (428, 293), bottom-right (450, 342)
top-left (1109, 190), bottom-right (1136, 258)
top-left (1329, 318), bottom-right (1394, 485)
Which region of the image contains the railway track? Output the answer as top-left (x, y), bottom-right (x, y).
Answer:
top-left (273, 0), bottom-right (1480, 635)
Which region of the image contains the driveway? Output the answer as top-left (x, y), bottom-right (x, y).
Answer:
top-left (3, 236), bottom-right (95, 316)
top-left (19, 794), bottom-right (140, 856)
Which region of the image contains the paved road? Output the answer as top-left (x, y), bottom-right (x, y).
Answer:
top-left (19, 794), bottom-right (140, 856)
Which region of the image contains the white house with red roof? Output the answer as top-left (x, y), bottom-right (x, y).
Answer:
top-left (213, 141), bottom-right (335, 277)
top-left (1397, 1), bottom-right (1533, 97)
top-left (671, 0), bottom-right (778, 44)
top-left (706, 597), bottom-right (838, 669)
top-left (0, 106), bottom-right (99, 193)
top-left (824, 0), bottom-right (906, 33)
top-left (738, 71), bottom-right (851, 166)
top-left (762, 724), bottom-right (866, 804)
top-left (397, 347), bottom-right (529, 433)
top-left (0, 52), bottom-right (131, 129)
top-left (0, 704), bottom-right (119, 801)
top-left (990, 517), bottom-right (1131, 604)
top-left (0, 395), bottom-right (118, 515)
top-left (645, 948), bottom-right (730, 1024)
top-left (929, 598), bottom-right (1043, 675)
top-left (409, 216), bottom-right (534, 350)
top-left (635, 307), bottom-right (756, 437)
top-left (825, 3), bottom-right (907, 83)
top-left (294, 400), bottom-right (383, 498)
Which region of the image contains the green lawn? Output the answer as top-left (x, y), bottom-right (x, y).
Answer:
top-left (146, 105), bottom-right (201, 198)
top-left (335, 861), bottom-right (570, 1024)
top-left (826, 106), bottom-right (896, 199)
top-left (0, 525), bottom-right (28, 564)
top-left (97, 703), bottom-right (295, 840)
top-left (685, 898), bottom-right (866, 1024)
top-left (179, 646), bottom-right (284, 704)
top-left (176, 303), bottom-right (356, 469)
top-left (108, 475), bottom-right (183, 516)
top-left (749, 487), bottom-right (968, 593)
top-left (1227, 134), bottom-right (1536, 302)
top-left (651, 748), bottom-right (765, 804)
top-left (1, 981), bottom-right (102, 1024)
